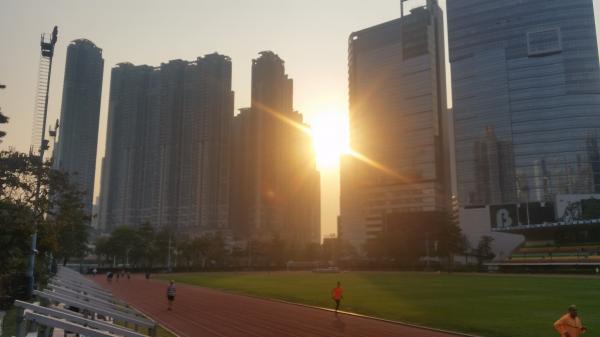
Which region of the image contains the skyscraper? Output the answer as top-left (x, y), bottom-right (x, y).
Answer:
top-left (229, 51), bottom-right (320, 248)
top-left (340, 2), bottom-right (449, 252)
top-left (54, 39), bottom-right (104, 217)
top-left (448, 0), bottom-right (600, 207)
top-left (99, 63), bottom-right (159, 231)
top-left (99, 54), bottom-right (233, 235)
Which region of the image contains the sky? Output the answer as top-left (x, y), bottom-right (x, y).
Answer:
top-left (0, 0), bottom-right (439, 238)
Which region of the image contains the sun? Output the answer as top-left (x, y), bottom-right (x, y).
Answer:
top-left (310, 109), bottom-right (350, 170)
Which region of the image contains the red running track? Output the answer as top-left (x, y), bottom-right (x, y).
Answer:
top-left (93, 275), bottom-right (465, 337)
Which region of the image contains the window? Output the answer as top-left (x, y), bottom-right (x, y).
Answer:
top-left (527, 27), bottom-right (562, 56)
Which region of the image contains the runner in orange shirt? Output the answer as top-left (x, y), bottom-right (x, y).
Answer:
top-left (554, 305), bottom-right (587, 337)
top-left (331, 281), bottom-right (344, 313)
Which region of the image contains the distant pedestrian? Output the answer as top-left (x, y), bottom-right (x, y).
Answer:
top-left (107, 271), bottom-right (113, 283)
top-left (92, 268), bottom-right (97, 277)
top-left (331, 281), bottom-right (344, 313)
top-left (126, 271), bottom-right (131, 280)
top-left (554, 305), bottom-right (587, 337)
top-left (116, 272), bottom-right (120, 281)
top-left (145, 271), bottom-right (151, 280)
top-left (167, 280), bottom-right (176, 311)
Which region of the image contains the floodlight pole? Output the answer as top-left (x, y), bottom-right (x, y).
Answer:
top-left (26, 26), bottom-right (58, 299)
top-left (425, 231), bottom-right (431, 270)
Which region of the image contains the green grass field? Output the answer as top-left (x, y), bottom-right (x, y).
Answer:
top-left (162, 271), bottom-right (600, 337)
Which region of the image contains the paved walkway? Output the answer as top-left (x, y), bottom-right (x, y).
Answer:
top-left (94, 275), bottom-right (465, 337)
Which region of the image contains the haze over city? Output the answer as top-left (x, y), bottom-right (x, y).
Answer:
top-left (4, 1), bottom-right (600, 337)
top-left (0, 0), bottom-right (441, 237)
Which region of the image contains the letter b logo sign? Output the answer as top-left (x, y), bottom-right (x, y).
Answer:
top-left (496, 208), bottom-right (513, 228)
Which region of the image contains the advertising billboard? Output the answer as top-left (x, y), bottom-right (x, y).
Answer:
top-left (556, 194), bottom-right (600, 224)
top-left (490, 202), bottom-right (555, 228)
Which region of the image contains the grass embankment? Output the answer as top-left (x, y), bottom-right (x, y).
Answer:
top-left (1, 306), bottom-right (176, 337)
top-left (1, 307), bottom-right (18, 337)
top-left (163, 271), bottom-right (600, 337)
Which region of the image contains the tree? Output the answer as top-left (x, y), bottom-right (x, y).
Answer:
top-left (437, 209), bottom-right (464, 271)
top-left (0, 200), bottom-right (35, 305)
top-left (51, 173), bottom-right (90, 266)
top-left (106, 226), bottom-right (137, 266)
top-left (458, 234), bottom-right (472, 265)
top-left (0, 149), bottom-right (90, 302)
top-left (336, 239), bottom-right (359, 263)
top-left (266, 234), bottom-right (287, 267)
top-left (204, 234), bottom-right (227, 268)
top-left (153, 227), bottom-right (173, 268)
top-left (191, 236), bottom-right (210, 268)
top-left (94, 236), bottom-right (111, 266)
top-left (130, 222), bottom-right (157, 267)
top-left (177, 237), bottom-right (194, 270)
top-left (475, 235), bottom-right (496, 270)
top-left (0, 109), bottom-right (7, 142)
top-left (302, 242), bottom-right (320, 261)
top-left (0, 151), bottom-right (47, 208)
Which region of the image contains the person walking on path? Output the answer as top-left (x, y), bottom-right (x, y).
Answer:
top-left (554, 305), bottom-right (587, 337)
top-left (166, 280), bottom-right (176, 311)
top-left (331, 281), bottom-right (344, 313)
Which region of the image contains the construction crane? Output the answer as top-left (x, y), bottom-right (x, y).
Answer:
top-left (26, 26), bottom-right (58, 299)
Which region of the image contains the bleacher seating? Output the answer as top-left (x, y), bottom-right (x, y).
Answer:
top-left (505, 244), bottom-right (600, 264)
top-left (14, 266), bottom-right (157, 337)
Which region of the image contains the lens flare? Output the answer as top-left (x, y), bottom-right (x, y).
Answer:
top-left (310, 110), bottom-right (350, 170)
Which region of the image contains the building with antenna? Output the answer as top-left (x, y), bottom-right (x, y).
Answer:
top-left (340, 1), bottom-right (450, 252)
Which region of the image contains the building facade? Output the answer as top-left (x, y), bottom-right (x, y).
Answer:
top-left (448, 0), bottom-right (600, 208)
top-left (99, 54), bottom-right (233, 235)
top-left (340, 3), bottom-right (450, 252)
top-left (229, 51), bottom-right (321, 248)
top-left (55, 39), bottom-right (104, 217)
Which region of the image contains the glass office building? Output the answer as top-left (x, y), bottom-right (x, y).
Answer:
top-left (340, 3), bottom-right (449, 250)
top-left (448, 0), bottom-right (600, 208)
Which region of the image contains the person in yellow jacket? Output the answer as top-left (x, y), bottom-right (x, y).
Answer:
top-left (554, 305), bottom-right (587, 337)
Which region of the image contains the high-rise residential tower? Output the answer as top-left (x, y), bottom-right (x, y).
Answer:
top-left (99, 63), bottom-right (159, 231)
top-left (99, 54), bottom-right (233, 235)
top-left (55, 39), bottom-right (104, 217)
top-left (229, 51), bottom-right (320, 248)
top-left (340, 2), bottom-right (449, 252)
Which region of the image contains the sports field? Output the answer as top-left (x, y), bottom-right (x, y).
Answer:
top-left (162, 271), bottom-right (599, 337)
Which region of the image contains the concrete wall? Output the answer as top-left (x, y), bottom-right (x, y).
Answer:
top-left (459, 206), bottom-right (524, 260)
